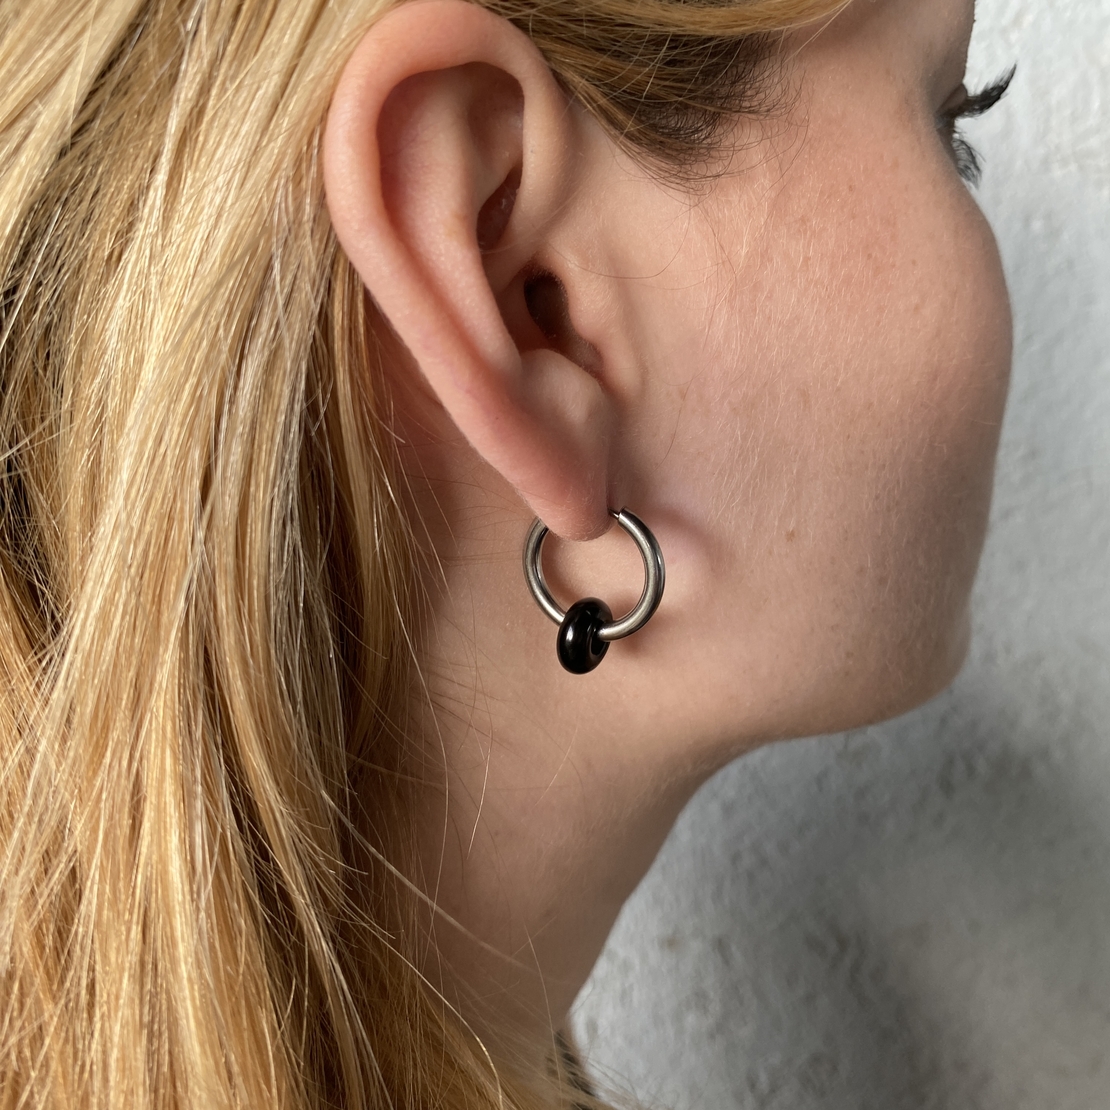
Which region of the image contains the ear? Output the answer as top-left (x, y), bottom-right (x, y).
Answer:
top-left (323, 0), bottom-right (611, 540)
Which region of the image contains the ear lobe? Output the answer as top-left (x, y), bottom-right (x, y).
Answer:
top-left (322, 0), bottom-right (613, 541)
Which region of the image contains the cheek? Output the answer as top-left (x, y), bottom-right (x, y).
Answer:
top-left (670, 157), bottom-right (1012, 728)
top-left (871, 202), bottom-right (1012, 574)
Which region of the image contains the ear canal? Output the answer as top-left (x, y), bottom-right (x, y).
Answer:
top-left (523, 271), bottom-right (601, 373)
top-left (477, 165), bottom-right (521, 251)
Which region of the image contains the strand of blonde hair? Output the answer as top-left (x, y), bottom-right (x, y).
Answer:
top-left (0, 1), bottom-right (848, 1107)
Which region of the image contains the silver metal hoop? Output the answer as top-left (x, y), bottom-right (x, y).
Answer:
top-left (522, 508), bottom-right (665, 643)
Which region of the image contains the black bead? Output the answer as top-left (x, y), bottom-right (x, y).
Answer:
top-left (556, 598), bottom-right (612, 674)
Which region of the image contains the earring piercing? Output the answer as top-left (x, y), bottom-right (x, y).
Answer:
top-left (522, 508), bottom-right (665, 674)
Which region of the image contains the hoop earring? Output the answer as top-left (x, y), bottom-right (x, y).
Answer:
top-left (522, 508), bottom-right (665, 674)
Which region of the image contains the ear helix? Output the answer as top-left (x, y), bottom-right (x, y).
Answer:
top-left (522, 509), bottom-right (665, 674)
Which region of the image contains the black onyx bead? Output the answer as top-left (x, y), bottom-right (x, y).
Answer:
top-left (556, 598), bottom-right (612, 675)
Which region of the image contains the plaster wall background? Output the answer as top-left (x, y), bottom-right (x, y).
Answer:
top-left (571, 2), bottom-right (1110, 1107)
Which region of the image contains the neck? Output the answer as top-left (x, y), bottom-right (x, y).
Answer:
top-left (407, 679), bottom-right (710, 1061)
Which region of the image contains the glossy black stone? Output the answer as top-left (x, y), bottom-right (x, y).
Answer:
top-left (556, 598), bottom-right (612, 674)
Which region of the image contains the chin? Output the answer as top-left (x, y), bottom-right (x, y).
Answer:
top-left (863, 606), bottom-right (974, 730)
top-left (799, 606), bottom-right (975, 739)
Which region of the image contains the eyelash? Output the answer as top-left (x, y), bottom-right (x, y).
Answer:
top-left (938, 67), bottom-right (1016, 186)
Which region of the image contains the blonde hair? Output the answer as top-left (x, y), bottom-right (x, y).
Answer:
top-left (0, 1), bottom-right (847, 1107)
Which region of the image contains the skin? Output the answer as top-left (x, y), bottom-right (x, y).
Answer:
top-left (323, 0), bottom-right (1012, 1068)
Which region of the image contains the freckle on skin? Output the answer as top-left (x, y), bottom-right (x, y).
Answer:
top-left (786, 529), bottom-right (797, 543)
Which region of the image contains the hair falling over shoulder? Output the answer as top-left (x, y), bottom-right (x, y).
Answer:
top-left (0, 0), bottom-right (847, 1106)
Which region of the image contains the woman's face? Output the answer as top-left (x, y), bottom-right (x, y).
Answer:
top-left (547, 0), bottom-right (1012, 752)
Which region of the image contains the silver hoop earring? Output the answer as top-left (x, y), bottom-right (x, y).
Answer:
top-left (522, 508), bottom-right (665, 674)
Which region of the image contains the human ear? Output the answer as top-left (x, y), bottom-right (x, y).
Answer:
top-left (323, 0), bottom-right (611, 540)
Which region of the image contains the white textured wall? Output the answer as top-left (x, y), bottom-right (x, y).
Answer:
top-left (572, 3), bottom-right (1110, 1107)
